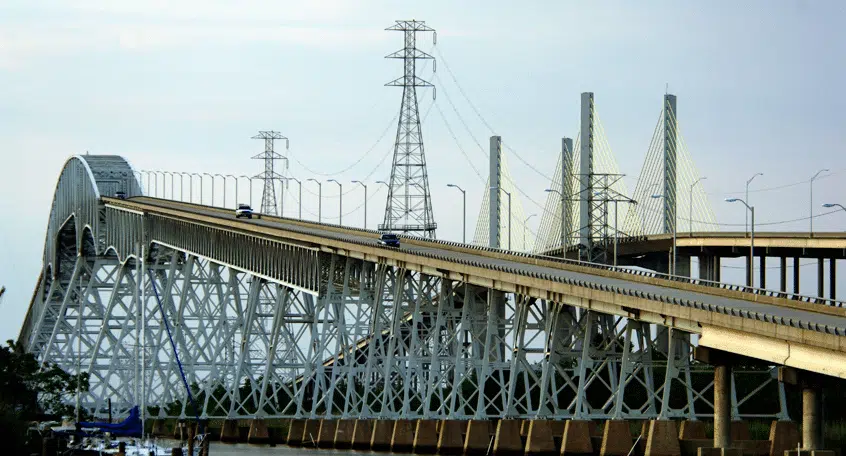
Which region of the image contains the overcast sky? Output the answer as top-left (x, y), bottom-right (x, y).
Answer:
top-left (1, 0), bottom-right (845, 341)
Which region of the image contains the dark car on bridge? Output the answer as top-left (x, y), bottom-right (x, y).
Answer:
top-left (378, 233), bottom-right (400, 248)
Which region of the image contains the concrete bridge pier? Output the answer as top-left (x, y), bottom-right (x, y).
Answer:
top-left (779, 366), bottom-right (837, 455)
top-left (694, 347), bottom-right (741, 454)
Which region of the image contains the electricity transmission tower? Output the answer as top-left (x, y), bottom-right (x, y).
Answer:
top-left (252, 131), bottom-right (288, 215)
top-left (378, 20), bottom-right (438, 238)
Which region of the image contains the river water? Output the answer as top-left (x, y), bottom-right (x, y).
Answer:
top-left (208, 442), bottom-right (414, 455)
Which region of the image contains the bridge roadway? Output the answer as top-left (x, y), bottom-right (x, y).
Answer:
top-left (108, 196), bottom-right (846, 379)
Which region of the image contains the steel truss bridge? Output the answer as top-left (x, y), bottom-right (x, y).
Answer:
top-left (19, 155), bottom-right (846, 423)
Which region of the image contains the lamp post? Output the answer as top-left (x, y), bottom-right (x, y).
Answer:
top-left (524, 214), bottom-right (537, 251)
top-left (544, 188), bottom-right (566, 252)
top-left (328, 179), bottom-right (342, 225)
top-left (238, 176), bottom-right (254, 208)
top-left (202, 173), bottom-right (214, 206)
top-left (745, 172), bottom-right (763, 233)
top-left (810, 168), bottom-right (829, 235)
top-left (161, 172), bottom-right (176, 199)
top-left (190, 173), bottom-right (202, 204)
top-left (214, 174), bottom-right (226, 207)
top-left (177, 172), bottom-right (189, 201)
top-left (652, 193), bottom-right (676, 275)
top-left (375, 180), bottom-right (389, 190)
top-left (447, 184), bottom-right (467, 243)
top-left (352, 180), bottom-right (368, 229)
top-left (823, 203), bottom-right (846, 214)
top-left (490, 186), bottom-right (512, 250)
top-left (285, 177), bottom-right (302, 219)
top-left (690, 177), bottom-right (707, 235)
top-left (308, 178), bottom-right (322, 223)
top-left (224, 175), bottom-right (237, 208)
top-left (726, 197), bottom-right (755, 287)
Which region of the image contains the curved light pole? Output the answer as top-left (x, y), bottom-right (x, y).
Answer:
top-left (189, 173), bottom-right (202, 204)
top-left (544, 188), bottom-right (565, 251)
top-left (176, 172), bottom-right (189, 202)
top-left (223, 175), bottom-right (238, 208)
top-left (161, 172), bottom-right (176, 200)
top-left (523, 213), bottom-right (537, 252)
top-left (328, 179), bottom-right (342, 225)
top-left (823, 202), bottom-right (846, 213)
top-left (810, 168), bottom-right (829, 234)
top-left (202, 173), bottom-right (214, 206)
top-left (285, 177), bottom-right (302, 219)
top-left (652, 193), bottom-right (676, 275)
top-left (213, 174), bottom-right (226, 207)
top-left (490, 186), bottom-right (512, 250)
top-left (238, 176), bottom-right (253, 208)
top-left (745, 172), bottom-right (763, 233)
top-left (352, 180), bottom-right (368, 229)
top-left (154, 171), bottom-right (167, 198)
top-left (308, 178), bottom-right (322, 223)
top-left (447, 184), bottom-right (467, 243)
top-left (690, 177), bottom-right (707, 235)
top-left (375, 180), bottom-right (389, 190)
top-left (726, 197), bottom-right (755, 287)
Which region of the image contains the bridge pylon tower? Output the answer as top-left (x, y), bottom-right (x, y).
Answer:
top-left (252, 130), bottom-right (289, 216)
top-left (379, 20), bottom-right (438, 238)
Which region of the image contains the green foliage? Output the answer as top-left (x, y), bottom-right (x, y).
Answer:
top-left (0, 339), bottom-right (89, 419)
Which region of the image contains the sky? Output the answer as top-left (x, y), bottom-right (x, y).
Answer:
top-left (1, 0), bottom-right (846, 341)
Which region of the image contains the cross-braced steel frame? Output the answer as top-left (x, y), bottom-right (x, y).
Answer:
top-left (20, 155), bottom-right (788, 422)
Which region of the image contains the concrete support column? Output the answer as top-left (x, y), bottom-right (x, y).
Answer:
top-left (793, 257), bottom-right (800, 294)
top-left (780, 257), bottom-right (787, 293)
top-left (714, 364), bottom-right (731, 449)
top-left (818, 258), bottom-right (825, 298)
top-left (759, 255), bottom-right (766, 289)
top-left (830, 259), bottom-right (836, 299)
top-left (802, 386), bottom-right (823, 450)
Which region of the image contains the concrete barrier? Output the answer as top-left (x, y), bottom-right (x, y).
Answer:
top-left (464, 420), bottom-right (493, 455)
top-left (371, 420), bottom-right (394, 451)
top-left (768, 420), bottom-right (799, 456)
top-left (302, 419), bottom-right (320, 448)
top-left (437, 420), bottom-right (465, 455)
top-left (492, 419), bottom-right (523, 456)
top-left (525, 420), bottom-right (560, 456)
top-left (352, 419), bottom-right (374, 450)
top-left (219, 420), bottom-right (239, 443)
top-left (286, 419), bottom-right (305, 446)
top-left (317, 419), bottom-right (337, 448)
top-left (413, 419), bottom-right (439, 454)
top-left (247, 419), bottom-right (269, 444)
top-left (561, 420), bottom-right (593, 455)
top-left (392, 419), bottom-right (416, 453)
top-left (644, 420), bottom-right (681, 456)
top-left (334, 419), bottom-right (356, 449)
top-left (678, 420), bottom-right (707, 440)
top-left (600, 420), bottom-right (633, 456)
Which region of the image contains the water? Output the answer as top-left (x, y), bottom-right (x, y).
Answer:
top-left (208, 442), bottom-right (414, 455)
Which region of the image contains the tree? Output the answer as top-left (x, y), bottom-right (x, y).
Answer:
top-left (0, 339), bottom-right (89, 418)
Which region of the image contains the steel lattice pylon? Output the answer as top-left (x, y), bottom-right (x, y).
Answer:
top-left (252, 131), bottom-right (289, 216)
top-left (379, 20), bottom-right (438, 238)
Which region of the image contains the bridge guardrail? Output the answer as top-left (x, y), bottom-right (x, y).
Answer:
top-left (118, 197), bottom-right (846, 333)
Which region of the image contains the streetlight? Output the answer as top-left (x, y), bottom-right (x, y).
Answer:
top-left (189, 173), bottom-right (202, 204)
top-left (726, 197), bottom-right (755, 287)
top-left (285, 177), bottom-right (302, 219)
top-left (745, 172), bottom-right (763, 233)
top-left (690, 177), bottom-right (707, 234)
top-left (176, 172), bottom-right (189, 201)
top-left (161, 171), bottom-right (176, 199)
top-left (652, 193), bottom-right (676, 275)
top-left (545, 188), bottom-right (566, 251)
top-left (823, 203), bottom-right (846, 213)
top-left (490, 186), bottom-right (512, 250)
top-left (202, 173), bottom-right (214, 206)
top-left (328, 179), bottom-right (342, 225)
top-left (352, 180), bottom-right (368, 229)
top-left (447, 184), bottom-right (467, 243)
top-left (308, 178), bottom-right (322, 223)
top-left (523, 214), bottom-right (537, 252)
top-left (810, 168), bottom-right (830, 234)
top-left (214, 174), bottom-right (227, 207)
top-left (375, 180), bottom-right (390, 190)
top-left (238, 176), bottom-right (254, 208)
